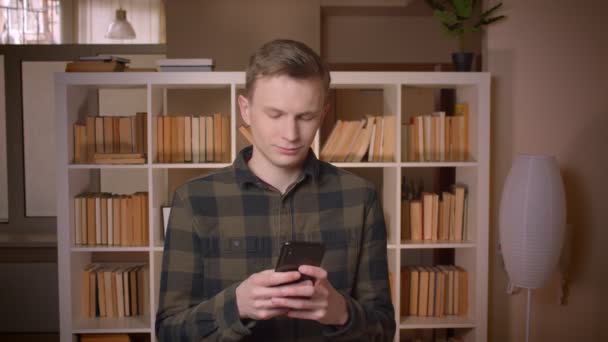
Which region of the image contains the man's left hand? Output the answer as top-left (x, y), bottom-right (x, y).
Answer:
top-left (270, 265), bottom-right (349, 326)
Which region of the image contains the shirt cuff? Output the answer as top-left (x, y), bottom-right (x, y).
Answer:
top-left (323, 290), bottom-right (363, 338)
top-left (195, 282), bottom-right (256, 338)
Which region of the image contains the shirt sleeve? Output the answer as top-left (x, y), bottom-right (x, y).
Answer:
top-left (323, 188), bottom-right (396, 341)
top-left (155, 188), bottom-right (255, 341)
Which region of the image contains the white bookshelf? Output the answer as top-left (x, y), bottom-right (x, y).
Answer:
top-left (56, 71), bottom-right (490, 342)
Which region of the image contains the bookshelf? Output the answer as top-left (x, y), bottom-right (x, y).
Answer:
top-left (56, 71), bottom-right (489, 342)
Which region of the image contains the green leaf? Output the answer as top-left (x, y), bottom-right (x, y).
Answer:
top-left (434, 9), bottom-right (460, 26)
top-left (452, 0), bottom-right (473, 19)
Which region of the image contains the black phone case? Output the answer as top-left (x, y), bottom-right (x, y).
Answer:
top-left (275, 241), bottom-right (325, 283)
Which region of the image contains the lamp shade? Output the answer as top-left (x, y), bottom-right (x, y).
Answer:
top-left (498, 154), bottom-right (566, 289)
top-left (105, 8), bottom-right (136, 39)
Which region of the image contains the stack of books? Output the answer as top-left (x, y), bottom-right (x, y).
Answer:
top-left (403, 103), bottom-right (470, 162)
top-left (82, 263), bottom-right (148, 319)
top-left (66, 55), bottom-right (130, 72)
top-left (156, 58), bottom-right (214, 72)
top-left (401, 184), bottom-right (468, 242)
top-left (320, 115), bottom-right (396, 163)
top-left (154, 113), bottom-right (230, 163)
top-left (73, 113), bottom-right (147, 164)
top-left (401, 265), bottom-right (468, 318)
top-left (73, 192), bottom-right (149, 247)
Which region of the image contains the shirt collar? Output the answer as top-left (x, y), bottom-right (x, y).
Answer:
top-left (234, 145), bottom-right (320, 189)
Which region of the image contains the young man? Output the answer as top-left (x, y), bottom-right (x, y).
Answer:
top-left (156, 39), bottom-right (395, 341)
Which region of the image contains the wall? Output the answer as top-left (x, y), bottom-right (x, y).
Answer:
top-left (485, 0), bottom-right (608, 340)
top-left (166, 0), bottom-right (321, 69)
top-left (323, 15), bottom-right (460, 64)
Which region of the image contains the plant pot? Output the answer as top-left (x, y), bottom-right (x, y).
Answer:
top-left (451, 52), bottom-right (474, 71)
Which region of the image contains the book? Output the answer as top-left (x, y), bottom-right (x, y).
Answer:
top-left (221, 115), bottom-right (230, 162)
top-left (192, 116), bottom-right (200, 163)
top-left (410, 200), bottom-right (423, 241)
top-left (453, 185), bottom-right (467, 241)
top-left (373, 117), bottom-right (384, 162)
top-left (94, 153), bottom-right (145, 160)
top-left (401, 268), bottom-right (410, 316)
top-left (79, 55), bottom-right (130, 64)
top-left (418, 267), bottom-right (429, 316)
top-left (205, 116), bottom-right (214, 161)
top-left (158, 65), bottom-right (213, 72)
top-left (93, 158), bottom-right (145, 165)
top-left (198, 116), bottom-right (206, 162)
top-left (409, 267), bottom-right (419, 316)
top-left (184, 116), bottom-right (192, 162)
top-left (156, 58), bottom-right (214, 66)
top-left (213, 113), bottom-right (223, 162)
top-left (112, 196), bottom-right (120, 246)
top-left (66, 61), bottom-right (126, 72)
top-left (238, 125), bottom-right (254, 145)
top-left (381, 115), bottom-right (396, 162)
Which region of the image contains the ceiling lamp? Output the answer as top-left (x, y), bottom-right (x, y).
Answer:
top-left (105, 8), bottom-right (136, 39)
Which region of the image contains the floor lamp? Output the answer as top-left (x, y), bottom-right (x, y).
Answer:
top-left (498, 154), bottom-right (566, 342)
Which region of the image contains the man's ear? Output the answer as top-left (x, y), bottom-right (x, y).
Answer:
top-left (238, 94), bottom-right (251, 126)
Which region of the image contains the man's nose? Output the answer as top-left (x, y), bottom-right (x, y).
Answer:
top-left (282, 117), bottom-right (299, 142)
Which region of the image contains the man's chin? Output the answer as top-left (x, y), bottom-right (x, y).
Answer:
top-left (271, 154), bottom-right (306, 169)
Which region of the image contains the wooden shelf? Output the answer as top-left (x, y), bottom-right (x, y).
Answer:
top-left (72, 316), bottom-right (151, 334)
top-left (151, 163), bottom-right (231, 169)
top-left (69, 164), bottom-right (148, 169)
top-left (399, 240), bottom-right (476, 249)
top-left (71, 246), bottom-right (151, 252)
top-left (399, 316), bottom-right (476, 329)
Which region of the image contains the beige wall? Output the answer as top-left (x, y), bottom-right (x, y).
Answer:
top-left (323, 15), bottom-right (462, 63)
top-left (166, 0), bottom-right (321, 70)
top-left (485, 0), bottom-right (608, 340)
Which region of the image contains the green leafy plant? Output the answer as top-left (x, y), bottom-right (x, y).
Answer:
top-left (425, 0), bottom-right (506, 52)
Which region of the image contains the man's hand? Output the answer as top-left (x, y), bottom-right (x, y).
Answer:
top-left (270, 265), bottom-right (349, 326)
top-left (236, 269), bottom-right (315, 320)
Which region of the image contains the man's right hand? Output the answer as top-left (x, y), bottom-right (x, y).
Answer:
top-left (235, 269), bottom-right (315, 320)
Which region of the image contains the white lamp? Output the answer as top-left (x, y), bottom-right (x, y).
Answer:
top-left (498, 154), bottom-right (566, 342)
top-left (105, 8), bottom-right (136, 39)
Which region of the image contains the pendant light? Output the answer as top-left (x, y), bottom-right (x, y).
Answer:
top-left (105, 7), bottom-right (136, 39)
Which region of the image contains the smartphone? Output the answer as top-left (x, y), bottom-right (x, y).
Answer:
top-left (275, 241), bottom-right (325, 283)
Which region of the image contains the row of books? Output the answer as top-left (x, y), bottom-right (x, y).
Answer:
top-left (400, 265), bottom-right (468, 317)
top-left (401, 185), bottom-right (468, 241)
top-left (156, 58), bottom-right (214, 72)
top-left (66, 55), bottom-right (215, 73)
top-left (73, 113), bottom-right (148, 164)
top-left (80, 334), bottom-right (148, 342)
top-left (403, 103), bottom-right (470, 162)
top-left (66, 56), bottom-right (130, 73)
top-left (83, 263), bottom-right (148, 319)
top-left (74, 192), bottom-right (149, 247)
top-left (153, 114), bottom-right (230, 163)
top-left (320, 115), bottom-right (396, 162)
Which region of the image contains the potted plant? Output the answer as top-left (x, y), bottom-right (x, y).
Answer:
top-left (425, 0), bottom-right (506, 71)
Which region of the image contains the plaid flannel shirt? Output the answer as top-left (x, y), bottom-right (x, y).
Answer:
top-left (156, 146), bottom-right (395, 341)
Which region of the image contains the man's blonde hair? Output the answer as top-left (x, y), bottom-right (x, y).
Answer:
top-left (245, 39), bottom-right (330, 101)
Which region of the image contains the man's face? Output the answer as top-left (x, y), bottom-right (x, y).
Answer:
top-left (238, 74), bottom-right (326, 172)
